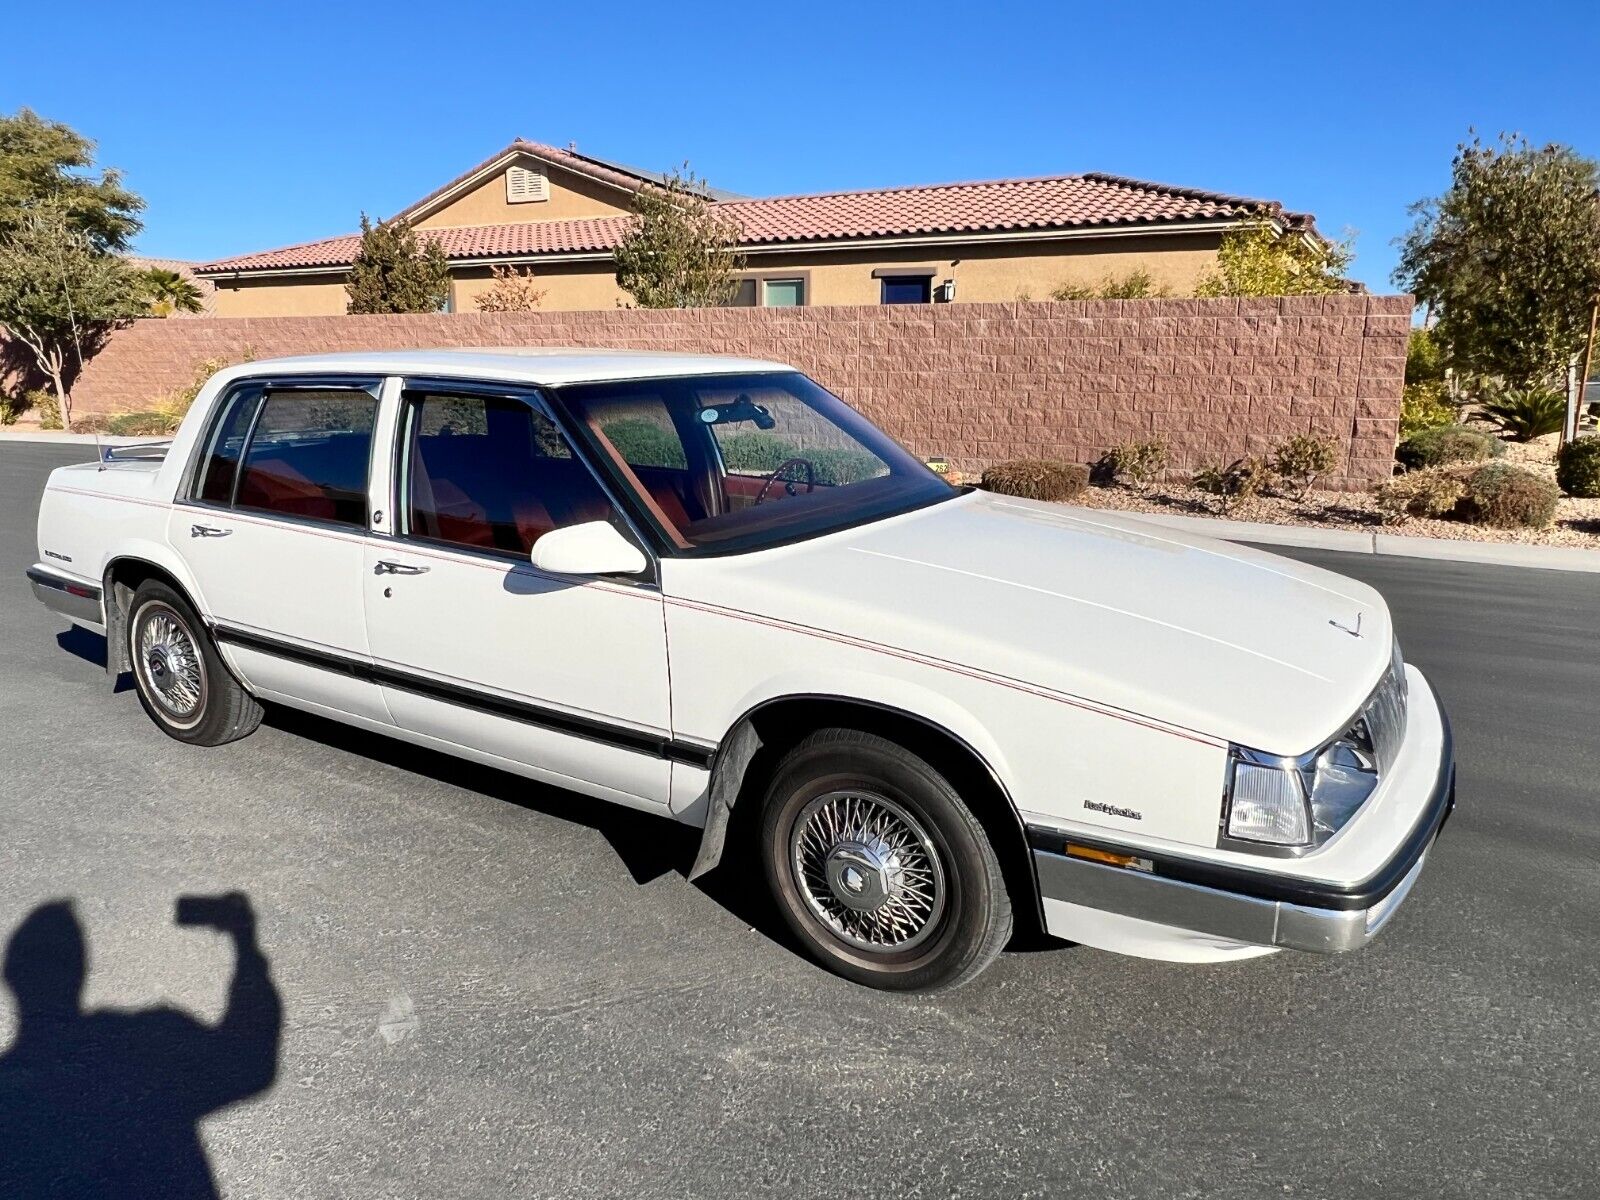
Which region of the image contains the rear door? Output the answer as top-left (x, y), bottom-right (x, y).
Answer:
top-left (172, 376), bottom-right (391, 723)
top-left (359, 379), bottom-right (675, 809)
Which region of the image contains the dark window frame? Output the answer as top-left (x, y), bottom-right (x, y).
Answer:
top-left (182, 375), bottom-right (384, 533)
top-left (390, 377), bottom-right (660, 585)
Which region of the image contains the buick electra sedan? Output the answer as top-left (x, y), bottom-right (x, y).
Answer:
top-left (28, 350), bottom-right (1455, 990)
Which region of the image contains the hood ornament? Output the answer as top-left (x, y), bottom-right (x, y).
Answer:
top-left (1329, 612), bottom-right (1364, 638)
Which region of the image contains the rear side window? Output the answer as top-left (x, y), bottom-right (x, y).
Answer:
top-left (233, 390), bottom-right (379, 527)
top-left (196, 387), bottom-right (263, 505)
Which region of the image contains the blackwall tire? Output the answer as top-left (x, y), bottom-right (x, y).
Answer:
top-left (127, 581), bottom-right (262, 747)
top-left (760, 727), bottom-right (1012, 992)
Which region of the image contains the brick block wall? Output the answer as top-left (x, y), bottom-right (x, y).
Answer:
top-left (58, 294), bottom-right (1412, 487)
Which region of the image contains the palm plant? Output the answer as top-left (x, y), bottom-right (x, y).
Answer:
top-left (1476, 386), bottom-right (1566, 442)
top-left (139, 268), bottom-right (204, 316)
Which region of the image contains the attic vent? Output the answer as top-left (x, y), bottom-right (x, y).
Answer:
top-left (506, 165), bottom-right (548, 204)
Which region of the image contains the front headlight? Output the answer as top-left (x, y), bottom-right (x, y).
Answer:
top-left (1222, 641), bottom-right (1405, 853)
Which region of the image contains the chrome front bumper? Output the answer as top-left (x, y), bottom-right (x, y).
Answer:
top-left (27, 564), bottom-right (105, 627)
top-left (1030, 700), bottom-right (1456, 956)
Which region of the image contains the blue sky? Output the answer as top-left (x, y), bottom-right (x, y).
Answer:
top-left (3, 1), bottom-right (1596, 290)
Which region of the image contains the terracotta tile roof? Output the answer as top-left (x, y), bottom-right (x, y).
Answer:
top-left (197, 167), bottom-right (1314, 275)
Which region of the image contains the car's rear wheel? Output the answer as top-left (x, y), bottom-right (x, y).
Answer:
top-left (760, 728), bottom-right (1012, 991)
top-left (128, 580), bottom-right (262, 746)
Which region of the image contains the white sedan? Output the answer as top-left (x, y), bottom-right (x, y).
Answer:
top-left (29, 350), bottom-right (1455, 991)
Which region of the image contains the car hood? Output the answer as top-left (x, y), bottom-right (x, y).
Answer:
top-left (670, 490), bottom-right (1393, 754)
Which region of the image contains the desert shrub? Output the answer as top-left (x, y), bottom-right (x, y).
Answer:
top-left (807, 447), bottom-right (883, 486)
top-left (979, 459), bottom-right (1090, 502)
top-left (0, 397), bottom-right (16, 426)
top-left (1192, 457), bottom-right (1270, 515)
top-left (1400, 382), bottom-right (1456, 437)
top-left (1460, 462), bottom-right (1560, 529)
top-left (1395, 423), bottom-right (1505, 470)
top-left (1270, 433), bottom-right (1341, 500)
top-left (601, 418), bottom-right (687, 469)
top-left (1477, 386), bottom-right (1566, 442)
top-left (73, 413), bottom-right (112, 433)
top-left (1373, 467), bottom-right (1470, 524)
top-left (1051, 270), bottom-right (1170, 301)
top-left (29, 389), bottom-right (61, 430)
top-left (107, 410), bottom-right (178, 437)
top-left (154, 351), bottom-right (255, 429)
top-left (1103, 438), bottom-right (1168, 490)
top-left (717, 431), bottom-right (800, 474)
top-left (1555, 436), bottom-right (1600, 498)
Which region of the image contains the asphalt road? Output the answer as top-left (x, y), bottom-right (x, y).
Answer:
top-left (1, 442), bottom-right (1596, 1199)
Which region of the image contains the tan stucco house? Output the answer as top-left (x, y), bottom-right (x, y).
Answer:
top-left (195, 140), bottom-right (1319, 316)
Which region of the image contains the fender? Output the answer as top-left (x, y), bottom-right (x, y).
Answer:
top-left (686, 692), bottom-right (1043, 931)
top-left (100, 541), bottom-right (212, 677)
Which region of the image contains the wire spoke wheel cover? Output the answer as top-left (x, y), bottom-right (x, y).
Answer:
top-left (134, 602), bottom-right (209, 729)
top-left (789, 790), bottom-right (948, 953)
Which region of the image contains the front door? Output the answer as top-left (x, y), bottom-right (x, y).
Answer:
top-left (173, 377), bottom-right (390, 723)
top-left (360, 382), bottom-right (673, 808)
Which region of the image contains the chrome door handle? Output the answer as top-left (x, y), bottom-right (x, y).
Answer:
top-left (190, 524), bottom-right (232, 538)
top-left (375, 560), bottom-right (430, 576)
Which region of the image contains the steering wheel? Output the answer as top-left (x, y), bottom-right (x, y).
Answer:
top-left (753, 457), bottom-right (817, 505)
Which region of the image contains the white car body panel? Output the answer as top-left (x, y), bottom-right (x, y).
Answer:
top-left (29, 349), bottom-right (1455, 967)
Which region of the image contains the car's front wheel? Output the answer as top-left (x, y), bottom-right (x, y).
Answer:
top-left (760, 728), bottom-right (1012, 991)
top-left (128, 580), bottom-right (262, 746)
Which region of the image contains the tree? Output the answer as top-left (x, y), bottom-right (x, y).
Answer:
top-left (1195, 218), bottom-right (1353, 298)
top-left (614, 164), bottom-right (744, 308)
top-left (139, 267), bottom-right (204, 316)
top-left (0, 207), bottom-right (144, 429)
top-left (345, 213), bottom-right (450, 314)
top-left (1394, 132), bottom-right (1600, 388)
top-left (0, 108), bottom-right (143, 252)
top-left (474, 264), bottom-right (547, 312)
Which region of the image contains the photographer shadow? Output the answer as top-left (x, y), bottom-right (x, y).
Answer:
top-left (0, 894), bottom-right (281, 1200)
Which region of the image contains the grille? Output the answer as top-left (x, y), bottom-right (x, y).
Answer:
top-left (1356, 646), bottom-right (1409, 774)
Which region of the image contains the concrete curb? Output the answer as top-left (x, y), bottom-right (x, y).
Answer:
top-left (1116, 509), bottom-right (1600, 574)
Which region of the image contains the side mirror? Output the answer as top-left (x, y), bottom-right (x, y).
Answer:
top-left (530, 520), bottom-right (648, 577)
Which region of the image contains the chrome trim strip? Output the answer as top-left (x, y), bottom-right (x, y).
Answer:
top-left (211, 622), bottom-right (715, 768)
top-left (26, 566), bottom-right (104, 625)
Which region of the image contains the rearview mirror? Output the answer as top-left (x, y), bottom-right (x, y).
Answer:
top-left (530, 521), bottom-right (648, 577)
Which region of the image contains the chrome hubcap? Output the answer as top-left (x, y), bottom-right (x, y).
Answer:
top-left (135, 604), bottom-right (206, 726)
top-left (791, 791), bottom-right (946, 952)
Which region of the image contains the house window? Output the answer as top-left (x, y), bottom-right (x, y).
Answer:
top-left (726, 279), bottom-right (758, 307)
top-left (762, 278), bottom-right (805, 307)
top-left (880, 275), bottom-right (933, 305)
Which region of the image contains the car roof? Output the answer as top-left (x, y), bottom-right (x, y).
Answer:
top-left (228, 347), bottom-right (795, 387)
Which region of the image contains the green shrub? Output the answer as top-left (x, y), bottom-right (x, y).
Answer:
top-left (1555, 436), bottom-right (1600, 498)
top-left (106, 410), bottom-right (178, 437)
top-left (979, 459), bottom-right (1090, 502)
top-left (601, 418), bottom-right (687, 469)
top-left (1461, 462), bottom-right (1560, 529)
top-left (1477, 386), bottom-right (1565, 442)
top-left (0, 398), bottom-right (16, 426)
top-left (29, 389), bottom-right (62, 430)
top-left (717, 431), bottom-right (800, 474)
top-left (1395, 424), bottom-right (1505, 470)
top-left (1270, 433), bottom-right (1341, 501)
top-left (1192, 457), bottom-right (1270, 515)
top-left (806, 447), bottom-right (883, 486)
top-left (1399, 382), bottom-right (1456, 437)
top-left (1373, 467), bottom-right (1470, 524)
top-left (1103, 439), bottom-right (1168, 490)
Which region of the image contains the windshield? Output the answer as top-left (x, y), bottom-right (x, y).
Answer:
top-left (552, 371), bottom-right (956, 553)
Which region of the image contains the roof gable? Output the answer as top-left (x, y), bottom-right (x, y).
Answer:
top-left (198, 151), bottom-right (1318, 276)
